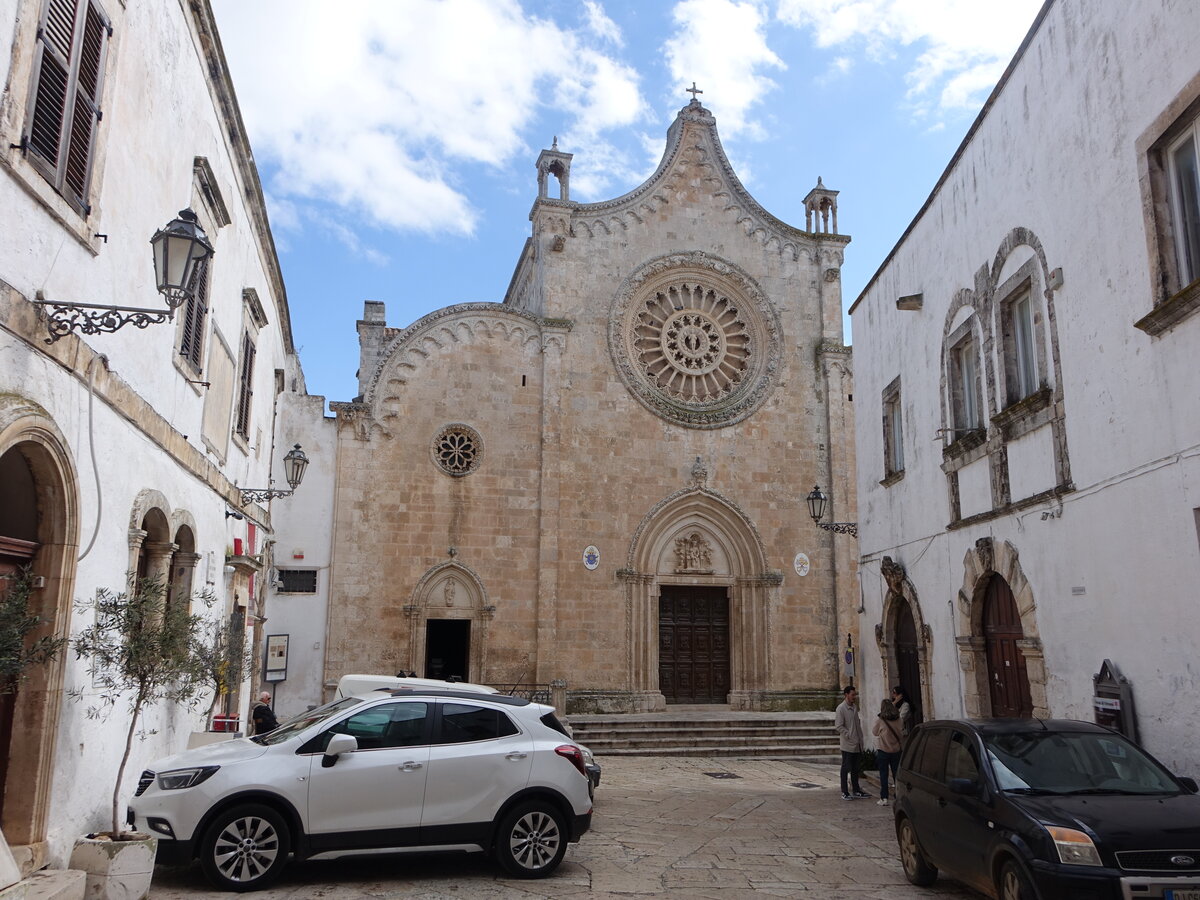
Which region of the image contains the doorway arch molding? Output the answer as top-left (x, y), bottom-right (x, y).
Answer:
top-left (0, 395), bottom-right (79, 852)
top-left (954, 537), bottom-right (1048, 718)
top-left (621, 485), bottom-right (778, 711)
top-left (874, 556), bottom-right (933, 722)
top-left (407, 560), bottom-right (493, 682)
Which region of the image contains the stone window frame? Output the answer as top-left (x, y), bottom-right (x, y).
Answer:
top-left (174, 159), bottom-right (231, 384)
top-left (945, 316), bottom-right (984, 436)
top-left (1135, 70), bottom-right (1200, 336)
top-left (994, 258), bottom-right (1048, 415)
top-left (431, 423), bottom-right (484, 477)
top-left (880, 375), bottom-right (905, 485)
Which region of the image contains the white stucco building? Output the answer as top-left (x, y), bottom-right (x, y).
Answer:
top-left (0, 0), bottom-right (307, 872)
top-left (851, 0), bottom-right (1200, 773)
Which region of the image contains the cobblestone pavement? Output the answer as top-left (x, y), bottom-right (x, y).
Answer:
top-left (149, 757), bottom-right (981, 899)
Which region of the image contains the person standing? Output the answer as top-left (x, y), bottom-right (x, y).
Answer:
top-left (251, 690), bottom-right (279, 735)
top-left (872, 698), bottom-right (903, 806)
top-left (835, 685), bottom-right (869, 800)
top-left (891, 685), bottom-right (914, 738)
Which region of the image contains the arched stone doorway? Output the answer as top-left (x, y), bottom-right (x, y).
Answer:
top-left (0, 398), bottom-right (78, 855)
top-left (983, 574), bottom-right (1033, 717)
top-left (622, 482), bottom-right (774, 711)
top-left (876, 556), bottom-right (931, 724)
top-left (955, 538), bottom-right (1048, 718)
top-left (407, 562), bottom-right (493, 683)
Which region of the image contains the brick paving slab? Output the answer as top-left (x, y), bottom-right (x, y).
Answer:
top-left (148, 757), bottom-right (981, 899)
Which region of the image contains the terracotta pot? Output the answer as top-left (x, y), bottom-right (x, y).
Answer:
top-left (69, 832), bottom-right (157, 900)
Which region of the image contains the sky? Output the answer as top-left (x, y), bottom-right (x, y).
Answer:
top-left (209, 0), bottom-right (1044, 409)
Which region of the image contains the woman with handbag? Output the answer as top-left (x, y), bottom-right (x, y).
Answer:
top-left (872, 698), bottom-right (903, 806)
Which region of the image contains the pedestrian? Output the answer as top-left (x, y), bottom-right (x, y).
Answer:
top-left (872, 698), bottom-right (903, 806)
top-left (891, 685), bottom-right (914, 738)
top-left (835, 685), bottom-right (869, 800)
top-left (251, 690), bottom-right (279, 735)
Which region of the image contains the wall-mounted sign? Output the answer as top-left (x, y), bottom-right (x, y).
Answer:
top-left (1093, 658), bottom-right (1137, 740)
top-left (264, 634), bottom-right (289, 683)
top-left (583, 546), bottom-right (600, 571)
top-left (793, 552), bottom-right (810, 576)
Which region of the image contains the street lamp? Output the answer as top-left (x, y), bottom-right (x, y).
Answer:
top-left (806, 485), bottom-right (858, 537)
top-left (35, 209), bottom-right (215, 343)
top-left (240, 445), bottom-right (309, 505)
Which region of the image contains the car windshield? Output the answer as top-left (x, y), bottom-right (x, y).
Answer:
top-left (984, 730), bottom-right (1180, 795)
top-left (252, 696), bottom-right (365, 746)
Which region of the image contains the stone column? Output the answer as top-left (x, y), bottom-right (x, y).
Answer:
top-left (534, 323), bottom-right (569, 683)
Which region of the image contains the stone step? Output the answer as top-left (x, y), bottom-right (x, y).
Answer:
top-left (22, 870), bottom-right (86, 900)
top-left (595, 746), bottom-right (842, 761)
top-left (568, 710), bottom-right (840, 758)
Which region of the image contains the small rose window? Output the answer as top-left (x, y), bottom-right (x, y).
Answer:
top-left (432, 424), bottom-right (482, 476)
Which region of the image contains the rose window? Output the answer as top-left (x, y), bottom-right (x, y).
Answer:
top-left (432, 424), bottom-right (482, 476)
top-left (634, 283), bottom-right (750, 403)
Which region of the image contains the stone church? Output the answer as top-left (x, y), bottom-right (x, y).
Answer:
top-left (317, 98), bottom-right (856, 713)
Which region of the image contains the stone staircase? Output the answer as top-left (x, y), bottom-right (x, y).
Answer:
top-left (567, 707), bottom-right (840, 762)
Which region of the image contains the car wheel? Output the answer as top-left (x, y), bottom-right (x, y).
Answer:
top-left (494, 800), bottom-right (568, 878)
top-left (897, 817), bottom-right (938, 886)
top-left (200, 803), bottom-right (290, 892)
top-left (999, 859), bottom-right (1037, 900)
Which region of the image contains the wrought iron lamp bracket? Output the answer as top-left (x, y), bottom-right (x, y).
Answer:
top-left (816, 521), bottom-right (858, 537)
top-left (239, 487), bottom-right (295, 505)
top-left (34, 294), bottom-right (174, 344)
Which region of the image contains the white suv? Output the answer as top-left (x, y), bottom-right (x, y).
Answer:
top-left (130, 688), bottom-right (593, 891)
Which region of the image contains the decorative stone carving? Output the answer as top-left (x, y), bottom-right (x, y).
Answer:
top-left (975, 536), bottom-right (994, 574)
top-left (443, 579), bottom-right (457, 607)
top-left (881, 556), bottom-right (906, 600)
top-left (824, 268), bottom-right (840, 282)
top-left (689, 456), bottom-right (708, 487)
top-left (673, 531), bottom-right (714, 573)
top-left (432, 423), bottom-right (482, 476)
top-left (608, 252), bottom-right (782, 429)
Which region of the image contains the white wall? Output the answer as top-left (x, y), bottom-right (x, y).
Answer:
top-left (851, 0), bottom-right (1200, 772)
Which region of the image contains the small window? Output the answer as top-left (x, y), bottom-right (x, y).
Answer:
top-left (950, 336), bottom-right (981, 431)
top-left (1002, 288), bottom-right (1039, 405)
top-left (435, 703), bottom-right (519, 744)
top-left (23, 0), bottom-right (111, 216)
top-left (277, 569), bottom-right (317, 593)
top-left (914, 728), bottom-right (950, 780)
top-left (1168, 124), bottom-right (1200, 287)
top-left (234, 332), bottom-right (256, 439)
top-left (945, 731), bottom-right (981, 782)
top-left (882, 377), bottom-right (904, 478)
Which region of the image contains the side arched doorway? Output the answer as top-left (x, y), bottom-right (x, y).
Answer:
top-left (894, 600), bottom-right (924, 726)
top-left (0, 400), bottom-right (78, 853)
top-left (983, 575), bottom-right (1033, 717)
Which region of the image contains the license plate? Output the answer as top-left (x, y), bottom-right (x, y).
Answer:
top-left (1166, 891), bottom-right (1200, 900)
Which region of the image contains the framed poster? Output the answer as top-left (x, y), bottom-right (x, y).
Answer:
top-left (264, 633), bottom-right (289, 683)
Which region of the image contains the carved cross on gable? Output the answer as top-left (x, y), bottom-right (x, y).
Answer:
top-left (687, 82), bottom-right (703, 101)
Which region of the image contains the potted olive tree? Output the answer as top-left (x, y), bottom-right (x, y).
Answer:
top-left (68, 575), bottom-right (211, 900)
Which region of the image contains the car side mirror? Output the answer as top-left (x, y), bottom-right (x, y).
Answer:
top-left (322, 733), bottom-right (358, 768)
top-left (948, 777), bottom-right (982, 796)
top-left (1178, 776), bottom-right (1198, 794)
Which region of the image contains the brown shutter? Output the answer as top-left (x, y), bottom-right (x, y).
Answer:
top-left (235, 334), bottom-right (256, 438)
top-left (24, 0), bottom-right (109, 215)
top-left (179, 260), bottom-right (209, 369)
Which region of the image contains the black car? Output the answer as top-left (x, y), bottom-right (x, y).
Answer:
top-left (894, 718), bottom-right (1200, 900)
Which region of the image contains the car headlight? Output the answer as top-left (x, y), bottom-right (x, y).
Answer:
top-left (156, 766), bottom-right (220, 790)
top-left (1046, 825), bottom-right (1102, 866)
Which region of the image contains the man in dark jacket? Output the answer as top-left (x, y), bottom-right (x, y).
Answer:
top-left (251, 691), bottom-right (279, 735)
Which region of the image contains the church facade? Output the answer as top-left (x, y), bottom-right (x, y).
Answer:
top-left (307, 100), bottom-right (857, 713)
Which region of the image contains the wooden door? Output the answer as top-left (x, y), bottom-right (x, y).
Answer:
top-left (658, 586), bottom-right (729, 704)
top-left (983, 575), bottom-right (1032, 717)
top-left (0, 537), bottom-right (39, 822)
top-left (895, 600), bottom-right (923, 726)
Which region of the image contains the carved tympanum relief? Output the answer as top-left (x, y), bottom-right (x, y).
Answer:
top-left (674, 531), bottom-right (714, 574)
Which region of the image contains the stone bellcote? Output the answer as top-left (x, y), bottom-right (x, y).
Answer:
top-left (536, 137), bottom-right (572, 201)
top-left (804, 177), bottom-right (839, 235)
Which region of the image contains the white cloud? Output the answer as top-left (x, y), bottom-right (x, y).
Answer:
top-left (664, 0), bottom-right (785, 139)
top-left (583, 0), bottom-right (623, 45)
top-left (776, 0), bottom-right (1042, 116)
top-left (211, 0), bottom-right (645, 235)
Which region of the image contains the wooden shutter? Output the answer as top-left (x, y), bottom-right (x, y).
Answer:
top-left (25, 0), bottom-right (110, 215)
top-left (179, 260), bottom-right (209, 370)
top-left (235, 334), bottom-right (255, 438)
